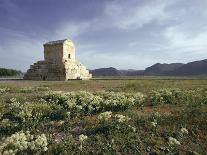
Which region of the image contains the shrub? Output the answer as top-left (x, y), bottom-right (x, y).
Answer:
top-left (150, 88), bottom-right (207, 106)
top-left (20, 87), bottom-right (33, 93)
top-left (0, 87), bottom-right (10, 95)
top-left (4, 98), bottom-right (54, 130)
top-left (0, 131), bottom-right (48, 154)
top-left (98, 111), bottom-right (112, 122)
top-left (42, 91), bottom-right (145, 117)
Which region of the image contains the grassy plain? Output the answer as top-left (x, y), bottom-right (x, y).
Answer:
top-left (0, 77), bottom-right (206, 154)
top-left (1, 77), bottom-right (207, 92)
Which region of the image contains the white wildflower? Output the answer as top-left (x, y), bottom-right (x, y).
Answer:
top-left (76, 105), bottom-right (83, 110)
top-left (169, 137), bottom-right (181, 145)
top-left (180, 128), bottom-right (189, 134)
top-left (1, 119), bottom-right (11, 127)
top-left (154, 112), bottom-right (160, 117)
top-left (66, 100), bottom-right (76, 108)
top-left (0, 131), bottom-right (48, 154)
top-left (151, 120), bottom-right (157, 127)
top-left (78, 134), bottom-right (88, 151)
top-left (128, 125), bottom-right (136, 132)
top-left (79, 134), bottom-right (88, 142)
top-left (98, 111), bottom-right (112, 122)
top-left (66, 112), bottom-right (71, 118)
top-left (0, 87), bottom-right (10, 94)
top-left (115, 114), bottom-right (131, 123)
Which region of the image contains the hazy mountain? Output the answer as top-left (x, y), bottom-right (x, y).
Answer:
top-left (143, 59), bottom-right (207, 76)
top-left (90, 59), bottom-right (207, 77)
top-left (169, 59), bottom-right (207, 75)
top-left (119, 69), bottom-right (144, 76)
top-left (90, 68), bottom-right (144, 76)
top-left (144, 63), bottom-right (184, 75)
top-left (90, 67), bottom-right (121, 76)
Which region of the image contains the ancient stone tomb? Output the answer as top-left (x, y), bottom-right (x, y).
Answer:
top-left (24, 39), bottom-right (92, 80)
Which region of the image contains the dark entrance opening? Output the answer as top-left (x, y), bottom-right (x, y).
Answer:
top-left (42, 76), bottom-right (46, 81)
top-left (68, 54), bottom-right (71, 59)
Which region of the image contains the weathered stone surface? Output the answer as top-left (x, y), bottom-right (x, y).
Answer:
top-left (24, 39), bottom-right (92, 80)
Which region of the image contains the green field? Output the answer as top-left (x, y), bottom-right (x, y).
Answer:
top-left (0, 79), bottom-right (207, 154)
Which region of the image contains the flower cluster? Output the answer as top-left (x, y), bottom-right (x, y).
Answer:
top-left (154, 112), bottom-right (160, 117)
top-left (0, 131), bottom-right (48, 154)
top-left (115, 114), bottom-right (131, 123)
top-left (151, 119), bottom-right (157, 127)
top-left (42, 91), bottom-right (145, 117)
top-left (98, 111), bottom-right (112, 122)
top-left (150, 89), bottom-right (175, 105)
top-left (180, 128), bottom-right (189, 134)
top-left (78, 134), bottom-right (88, 151)
top-left (1, 119), bottom-right (10, 127)
top-left (30, 134), bottom-right (48, 151)
top-left (168, 137), bottom-right (180, 146)
top-left (7, 98), bottom-right (22, 115)
top-left (6, 98), bottom-right (45, 126)
top-left (18, 106), bottom-right (33, 122)
top-left (98, 91), bottom-right (145, 111)
top-left (79, 134), bottom-right (88, 142)
top-left (0, 87), bottom-right (10, 94)
top-left (128, 125), bottom-right (136, 132)
top-left (98, 112), bottom-right (133, 131)
top-left (150, 88), bottom-right (207, 106)
top-left (0, 119), bottom-right (18, 129)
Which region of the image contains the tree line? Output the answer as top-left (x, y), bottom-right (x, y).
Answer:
top-left (0, 68), bottom-right (22, 76)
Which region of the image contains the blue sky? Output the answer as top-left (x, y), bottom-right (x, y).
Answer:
top-left (0, 0), bottom-right (207, 71)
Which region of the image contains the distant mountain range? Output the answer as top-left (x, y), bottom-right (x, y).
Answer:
top-left (90, 59), bottom-right (207, 76)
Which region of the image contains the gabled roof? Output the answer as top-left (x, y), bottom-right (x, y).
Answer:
top-left (44, 39), bottom-right (73, 45)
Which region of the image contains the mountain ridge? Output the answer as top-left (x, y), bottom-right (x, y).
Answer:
top-left (90, 59), bottom-right (207, 76)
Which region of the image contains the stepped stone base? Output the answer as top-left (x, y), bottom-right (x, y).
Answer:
top-left (24, 60), bottom-right (91, 81)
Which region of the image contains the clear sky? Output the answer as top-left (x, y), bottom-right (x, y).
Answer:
top-left (0, 0), bottom-right (207, 71)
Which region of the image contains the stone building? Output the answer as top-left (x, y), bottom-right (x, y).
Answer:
top-left (24, 39), bottom-right (92, 80)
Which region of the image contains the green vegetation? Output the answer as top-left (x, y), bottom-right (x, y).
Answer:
top-left (0, 79), bottom-right (206, 154)
top-left (0, 68), bottom-right (22, 77)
